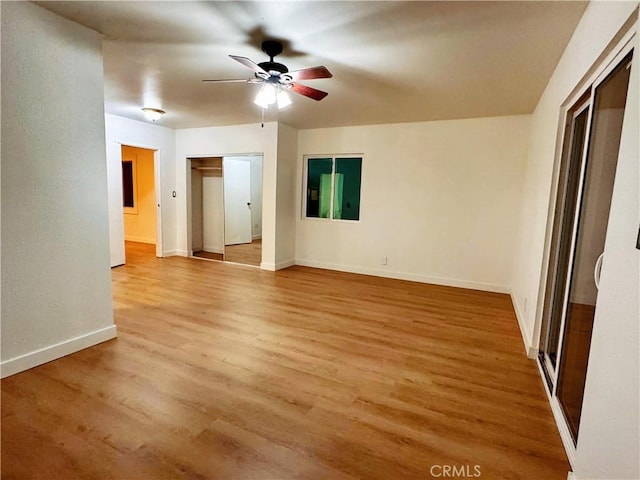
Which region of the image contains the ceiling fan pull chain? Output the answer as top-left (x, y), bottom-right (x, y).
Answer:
top-left (261, 106), bottom-right (264, 128)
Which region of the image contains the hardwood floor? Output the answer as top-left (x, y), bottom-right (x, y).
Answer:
top-left (193, 250), bottom-right (224, 261)
top-left (225, 239), bottom-right (262, 266)
top-left (193, 240), bottom-right (262, 266)
top-left (1, 242), bottom-right (569, 479)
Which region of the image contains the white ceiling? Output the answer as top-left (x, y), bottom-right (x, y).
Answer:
top-left (36, 1), bottom-right (588, 130)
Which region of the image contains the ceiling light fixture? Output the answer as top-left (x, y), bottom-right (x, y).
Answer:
top-left (142, 107), bottom-right (165, 122)
top-left (253, 84), bottom-right (276, 109)
top-left (276, 90), bottom-right (292, 109)
top-left (253, 84), bottom-right (292, 110)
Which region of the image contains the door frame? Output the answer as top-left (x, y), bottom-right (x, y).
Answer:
top-left (540, 97), bottom-right (592, 386)
top-left (535, 30), bottom-right (636, 468)
top-left (223, 157), bottom-right (253, 246)
top-left (117, 142), bottom-right (163, 259)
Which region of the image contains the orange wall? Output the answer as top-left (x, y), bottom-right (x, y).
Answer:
top-left (122, 145), bottom-right (156, 244)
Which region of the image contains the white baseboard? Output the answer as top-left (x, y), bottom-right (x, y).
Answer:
top-left (252, 234), bottom-right (262, 241)
top-left (124, 236), bottom-right (155, 244)
top-left (1, 325), bottom-right (117, 379)
top-left (510, 291), bottom-right (537, 358)
top-left (203, 246), bottom-right (224, 254)
top-left (275, 259), bottom-right (295, 270)
top-left (164, 249), bottom-right (188, 257)
top-left (294, 259), bottom-right (510, 294)
top-left (567, 472), bottom-right (575, 480)
top-left (260, 259), bottom-right (294, 271)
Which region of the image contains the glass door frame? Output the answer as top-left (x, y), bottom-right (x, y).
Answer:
top-left (536, 35), bottom-right (636, 467)
top-left (539, 96), bottom-right (593, 389)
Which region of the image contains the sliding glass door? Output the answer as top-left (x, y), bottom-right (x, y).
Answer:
top-left (539, 50), bottom-right (633, 444)
top-left (539, 100), bottom-right (590, 377)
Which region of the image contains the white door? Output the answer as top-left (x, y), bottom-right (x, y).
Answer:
top-left (223, 158), bottom-right (252, 246)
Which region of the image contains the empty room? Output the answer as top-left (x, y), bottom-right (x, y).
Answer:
top-left (1, 1), bottom-right (638, 479)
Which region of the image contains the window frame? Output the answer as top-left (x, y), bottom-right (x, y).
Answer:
top-left (302, 154), bottom-right (363, 222)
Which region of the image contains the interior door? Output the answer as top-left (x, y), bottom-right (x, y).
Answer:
top-left (223, 158), bottom-right (252, 246)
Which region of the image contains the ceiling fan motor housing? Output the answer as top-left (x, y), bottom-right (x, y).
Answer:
top-left (259, 41), bottom-right (288, 75)
top-left (257, 61), bottom-right (289, 75)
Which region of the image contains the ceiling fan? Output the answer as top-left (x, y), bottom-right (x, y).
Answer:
top-left (202, 40), bottom-right (332, 108)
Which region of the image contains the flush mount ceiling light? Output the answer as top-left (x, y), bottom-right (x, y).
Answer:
top-left (142, 107), bottom-right (165, 122)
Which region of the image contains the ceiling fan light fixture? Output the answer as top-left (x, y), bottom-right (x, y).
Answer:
top-left (253, 84), bottom-right (277, 108)
top-left (206, 40), bottom-right (331, 107)
top-left (142, 107), bottom-right (165, 122)
top-left (276, 90), bottom-right (292, 109)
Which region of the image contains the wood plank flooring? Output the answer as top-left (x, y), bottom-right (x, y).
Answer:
top-left (1, 242), bottom-right (569, 479)
top-left (193, 240), bottom-right (261, 266)
top-left (193, 250), bottom-right (224, 261)
top-left (225, 239), bottom-right (262, 266)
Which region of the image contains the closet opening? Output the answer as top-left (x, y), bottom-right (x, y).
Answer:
top-left (188, 155), bottom-right (263, 267)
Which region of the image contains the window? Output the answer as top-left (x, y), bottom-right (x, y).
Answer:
top-left (305, 156), bottom-right (362, 221)
top-left (122, 159), bottom-right (137, 213)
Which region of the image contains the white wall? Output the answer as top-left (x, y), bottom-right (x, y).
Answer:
top-left (105, 114), bottom-right (177, 266)
top-left (176, 123), bottom-right (278, 268)
top-left (509, 2), bottom-right (639, 478)
top-left (276, 123), bottom-right (299, 268)
top-left (296, 116), bottom-right (531, 292)
top-left (1, 2), bottom-right (116, 377)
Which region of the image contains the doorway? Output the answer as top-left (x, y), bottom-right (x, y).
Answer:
top-left (189, 155), bottom-right (263, 267)
top-left (191, 157), bottom-right (225, 261)
top-left (223, 156), bottom-right (263, 266)
top-left (538, 49), bottom-right (633, 448)
top-left (121, 145), bottom-right (159, 259)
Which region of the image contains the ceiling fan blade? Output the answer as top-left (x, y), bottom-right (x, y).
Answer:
top-left (288, 66), bottom-right (332, 81)
top-left (229, 55), bottom-right (269, 75)
top-left (201, 79), bottom-right (252, 83)
top-left (290, 83), bottom-right (328, 101)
